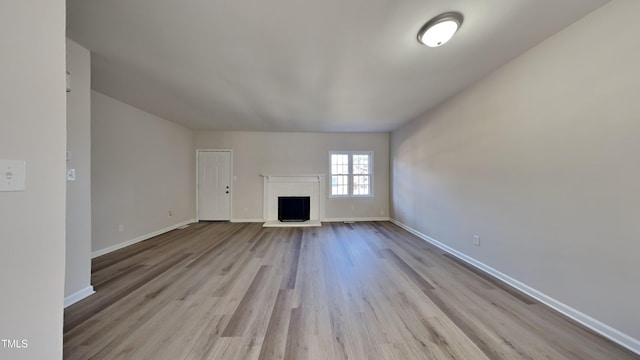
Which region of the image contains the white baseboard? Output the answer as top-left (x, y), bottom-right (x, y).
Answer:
top-left (323, 217), bottom-right (390, 222)
top-left (92, 219), bottom-right (196, 258)
top-left (390, 218), bottom-right (640, 356)
top-left (64, 286), bottom-right (95, 308)
top-left (230, 219), bottom-right (265, 223)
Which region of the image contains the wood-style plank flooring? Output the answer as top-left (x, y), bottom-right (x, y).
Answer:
top-left (64, 222), bottom-right (639, 359)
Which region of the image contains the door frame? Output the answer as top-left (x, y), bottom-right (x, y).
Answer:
top-left (196, 149), bottom-right (233, 221)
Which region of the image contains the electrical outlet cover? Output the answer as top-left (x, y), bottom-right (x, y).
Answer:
top-left (0, 160), bottom-right (26, 191)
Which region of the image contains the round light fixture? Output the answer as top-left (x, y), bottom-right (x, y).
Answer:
top-left (417, 12), bottom-right (464, 47)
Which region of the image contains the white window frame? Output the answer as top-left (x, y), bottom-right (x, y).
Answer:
top-left (329, 151), bottom-right (374, 198)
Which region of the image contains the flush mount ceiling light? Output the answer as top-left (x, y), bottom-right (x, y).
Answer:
top-left (417, 12), bottom-right (464, 47)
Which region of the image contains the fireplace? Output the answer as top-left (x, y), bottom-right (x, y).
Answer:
top-left (262, 174), bottom-right (324, 227)
top-left (278, 196), bottom-right (310, 222)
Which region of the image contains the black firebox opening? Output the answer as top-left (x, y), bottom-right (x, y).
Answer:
top-left (278, 196), bottom-right (310, 222)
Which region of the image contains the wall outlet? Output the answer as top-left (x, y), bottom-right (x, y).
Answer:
top-left (118, 224), bottom-right (124, 232)
top-left (168, 210), bottom-right (173, 217)
top-left (0, 160), bottom-right (26, 192)
top-left (473, 235), bottom-right (480, 246)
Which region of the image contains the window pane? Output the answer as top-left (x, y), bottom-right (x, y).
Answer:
top-left (352, 154), bottom-right (370, 174)
top-left (331, 154), bottom-right (349, 175)
top-left (352, 175), bottom-right (370, 195)
top-left (331, 175), bottom-right (349, 195)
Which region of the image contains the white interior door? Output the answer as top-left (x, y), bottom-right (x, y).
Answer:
top-left (198, 150), bottom-right (231, 221)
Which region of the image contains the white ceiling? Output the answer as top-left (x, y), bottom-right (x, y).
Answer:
top-left (67, 0), bottom-right (609, 132)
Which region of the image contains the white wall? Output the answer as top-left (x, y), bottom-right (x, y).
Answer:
top-left (92, 91), bottom-right (195, 255)
top-left (0, 1), bottom-right (66, 359)
top-left (391, 0), bottom-right (640, 350)
top-left (195, 131), bottom-right (389, 221)
top-left (65, 39), bottom-right (94, 305)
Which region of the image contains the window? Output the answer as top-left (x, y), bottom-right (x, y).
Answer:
top-left (330, 151), bottom-right (373, 197)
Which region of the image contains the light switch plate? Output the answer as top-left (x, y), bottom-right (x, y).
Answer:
top-left (0, 160), bottom-right (26, 192)
top-left (67, 168), bottom-right (76, 181)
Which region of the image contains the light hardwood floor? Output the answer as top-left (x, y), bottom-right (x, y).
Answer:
top-left (64, 222), bottom-right (639, 359)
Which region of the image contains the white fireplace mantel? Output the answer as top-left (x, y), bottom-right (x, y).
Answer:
top-left (261, 174), bottom-right (325, 227)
